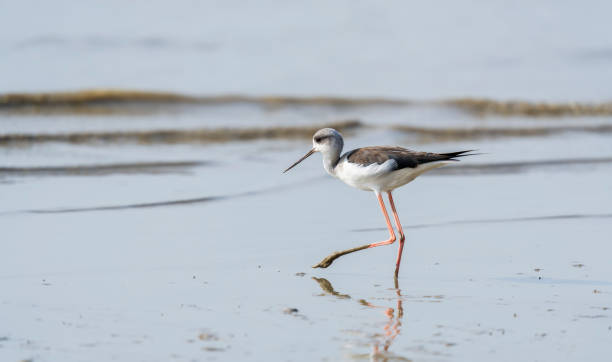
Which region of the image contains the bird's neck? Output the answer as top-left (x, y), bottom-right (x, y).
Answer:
top-left (321, 147), bottom-right (341, 176)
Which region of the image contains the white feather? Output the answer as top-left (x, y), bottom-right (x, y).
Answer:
top-left (333, 158), bottom-right (450, 192)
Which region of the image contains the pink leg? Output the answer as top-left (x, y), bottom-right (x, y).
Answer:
top-left (387, 192), bottom-right (405, 277)
top-left (312, 191), bottom-right (396, 268)
top-left (368, 192), bottom-right (397, 248)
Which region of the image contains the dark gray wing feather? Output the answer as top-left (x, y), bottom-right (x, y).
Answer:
top-left (345, 147), bottom-right (473, 170)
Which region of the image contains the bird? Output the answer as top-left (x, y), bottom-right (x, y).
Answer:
top-left (283, 128), bottom-right (474, 277)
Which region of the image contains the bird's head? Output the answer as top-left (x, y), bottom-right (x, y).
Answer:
top-left (283, 128), bottom-right (344, 173)
top-left (312, 128), bottom-right (343, 154)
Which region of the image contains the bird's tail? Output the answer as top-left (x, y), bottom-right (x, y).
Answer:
top-left (440, 150), bottom-right (480, 161)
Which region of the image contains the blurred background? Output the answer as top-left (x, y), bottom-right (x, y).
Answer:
top-left (3, 0), bottom-right (612, 99)
top-left (2, 1), bottom-right (612, 361)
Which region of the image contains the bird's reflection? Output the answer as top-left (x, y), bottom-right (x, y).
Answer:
top-left (313, 277), bottom-right (405, 361)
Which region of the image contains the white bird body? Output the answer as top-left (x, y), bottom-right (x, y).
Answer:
top-left (332, 156), bottom-right (451, 192)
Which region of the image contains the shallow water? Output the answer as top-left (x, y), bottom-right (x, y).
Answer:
top-left (2, 97), bottom-right (612, 361)
top-left (3, 1), bottom-right (612, 100)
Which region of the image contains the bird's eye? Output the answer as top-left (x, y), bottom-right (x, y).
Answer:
top-left (314, 137), bottom-right (322, 143)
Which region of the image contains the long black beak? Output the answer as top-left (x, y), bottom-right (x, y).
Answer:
top-left (283, 148), bottom-right (315, 173)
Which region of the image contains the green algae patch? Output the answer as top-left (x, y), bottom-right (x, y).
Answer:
top-left (0, 89), bottom-right (410, 114)
top-left (394, 124), bottom-right (612, 142)
top-left (0, 120), bottom-right (362, 146)
top-left (3, 89), bottom-right (612, 117)
top-left (445, 98), bottom-right (612, 116)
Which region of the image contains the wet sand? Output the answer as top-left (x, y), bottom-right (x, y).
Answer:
top-left (1, 93), bottom-right (612, 361)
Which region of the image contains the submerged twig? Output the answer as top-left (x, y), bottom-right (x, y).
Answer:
top-left (312, 243), bottom-right (371, 268)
